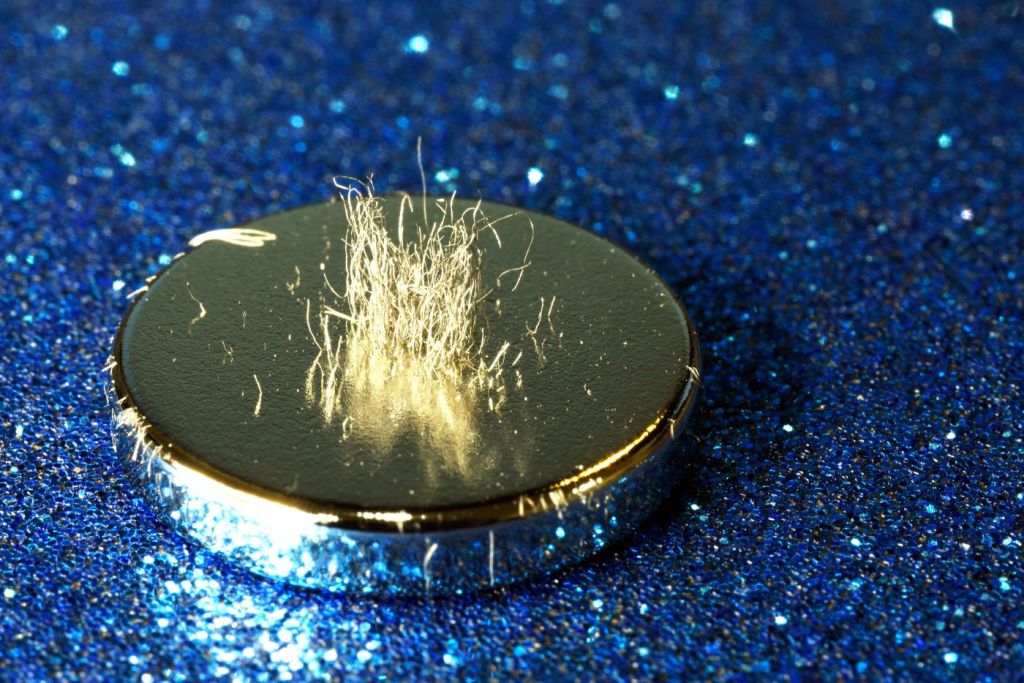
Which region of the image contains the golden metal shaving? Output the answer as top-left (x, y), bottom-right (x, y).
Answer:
top-left (305, 180), bottom-right (531, 465)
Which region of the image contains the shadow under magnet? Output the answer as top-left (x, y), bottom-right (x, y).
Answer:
top-left (107, 197), bottom-right (700, 595)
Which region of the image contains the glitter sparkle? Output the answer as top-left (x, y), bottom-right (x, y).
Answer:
top-left (406, 35), bottom-right (430, 54)
top-left (932, 8), bottom-right (955, 32)
top-left (3, 0), bottom-right (1023, 679)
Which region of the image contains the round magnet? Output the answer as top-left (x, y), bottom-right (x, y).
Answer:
top-left (107, 196), bottom-right (700, 595)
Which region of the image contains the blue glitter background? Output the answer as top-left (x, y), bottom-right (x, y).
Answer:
top-left (2, 0), bottom-right (1022, 679)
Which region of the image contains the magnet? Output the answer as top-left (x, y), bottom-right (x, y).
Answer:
top-left (107, 196), bottom-right (700, 594)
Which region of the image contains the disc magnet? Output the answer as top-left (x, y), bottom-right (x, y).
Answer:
top-left (108, 197), bottom-right (699, 595)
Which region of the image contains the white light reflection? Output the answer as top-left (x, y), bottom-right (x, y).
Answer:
top-left (932, 8), bottom-right (956, 33)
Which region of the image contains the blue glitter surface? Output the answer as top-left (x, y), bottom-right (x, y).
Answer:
top-left (1, 0), bottom-right (1023, 679)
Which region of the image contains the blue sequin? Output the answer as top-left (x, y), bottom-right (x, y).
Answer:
top-left (406, 35), bottom-right (429, 54)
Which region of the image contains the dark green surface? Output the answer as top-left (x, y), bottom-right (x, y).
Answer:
top-left (120, 198), bottom-right (692, 509)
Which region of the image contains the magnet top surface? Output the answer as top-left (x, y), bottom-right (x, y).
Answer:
top-left (115, 198), bottom-right (697, 514)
